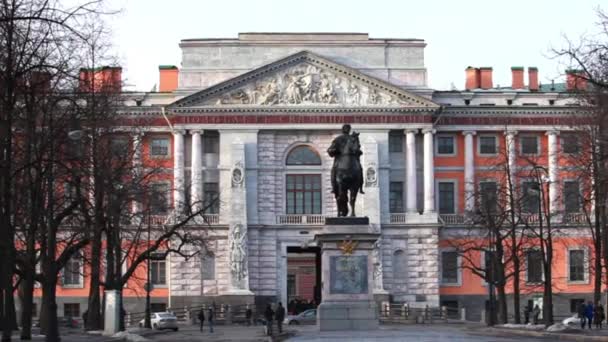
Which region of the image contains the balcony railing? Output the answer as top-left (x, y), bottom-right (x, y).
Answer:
top-left (563, 212), bottom-right (588, 224)
top-left (201, 214), bottom-right (220, 225)
top-left (389, 213), bottom-right (408, 224)
top-left (276, 215), bottom-right (326, 225)
top-left (439, 214), bottom-right (467, 225)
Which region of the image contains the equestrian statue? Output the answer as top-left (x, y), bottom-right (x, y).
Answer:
top-left (327, 124), bottom-right (364, 217)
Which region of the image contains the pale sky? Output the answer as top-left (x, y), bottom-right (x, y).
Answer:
top-left (107, 0), bottom-right (603, 91)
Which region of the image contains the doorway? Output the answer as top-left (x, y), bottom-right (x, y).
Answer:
top-left (286, 246), bottom-right (321, 315)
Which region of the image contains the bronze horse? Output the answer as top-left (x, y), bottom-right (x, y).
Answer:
top-left (331, 132), bottom-right (364, 217)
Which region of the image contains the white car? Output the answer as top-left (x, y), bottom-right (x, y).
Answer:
top-left (284, 309), bottom-right (317, 325)
top-left (562, 314), bottom-right (581, 327)
top-left (139, 312), bottom-right (179, 331)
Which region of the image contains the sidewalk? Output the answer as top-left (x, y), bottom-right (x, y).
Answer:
top-left (468, 324), bottom-right (608, 342)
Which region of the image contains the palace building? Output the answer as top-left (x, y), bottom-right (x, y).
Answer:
top-left (35, 33), bottom-right (599, 321)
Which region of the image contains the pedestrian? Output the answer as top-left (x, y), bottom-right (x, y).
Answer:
top-left (246, 307), bottom-right (252, 326)
top-left (594, 302), bottom-right (605, 329)
top-left (82, 310), bottom-right (88, 330)
top-left (275, 302), bottom-right (286, 334)
top-left (197, 308), bottom-right (205, 332)
top-left (585, 301), bottom-right (594, 329)
top-left (208, 306), bottom-right (214, 333)
top-left (578, 302), bottom-right (587, 329)
top-left (264, 304), bottom-right (274, 336)
top-left (532, 304), bottom-right (541, 325)
top-left (523, 305), bottom-right (530, 324)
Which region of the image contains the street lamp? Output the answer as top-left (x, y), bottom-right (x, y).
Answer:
top-left (144, 207), bottom-right (152, 329)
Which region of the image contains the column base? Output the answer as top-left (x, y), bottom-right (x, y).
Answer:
top-left (318, 301), bottom-right (379, 331)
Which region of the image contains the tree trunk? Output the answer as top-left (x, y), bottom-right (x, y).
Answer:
top-left (41, 276), bottom-right (60, 342)
top-left (496, 285), bottom-right (508, 324)
top-left (543, 243), bottom-right (554, 326)
top-left (511, 254), bottom-right (521, 324)
top-left (86, 233), bottom-right (102, 331)
top-left (19, 273), bottom-right (35, 340)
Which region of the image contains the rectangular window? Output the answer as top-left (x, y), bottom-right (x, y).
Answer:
top-left (562, 134), bottom-right (580, 154)
top-left (526, 250), bottom-right (543, 283)
top-left (437, 136), bottom-right (455, 155)
top-left (110, 137), bottom-right (129, 158)
top-left (479, 136), bottom-right (497, 155)
top-left (522, 181), bottom-right (540, 214)
top-left (287, 274), bottom-right (296, 300)
top-left (150, 137), bottom-right (170, 157)
top-left (150, 254), bottom-right (166, 285)
top-left (203, 182), bottom-right (219, 214)
top-left (389, 182), bottom-right (404, 213)
top-left (63, 303), bottom-right (80, 318)
top-left (438, 182), bottom-right (455, 214)
top-left (201, 254), bottom-right (215, 280)
top-left (479, 181), bottom-right (498, 213)
top-left (389, 132), bottom-right (403, 153)
top-left (569, 249), bottom-right (586, 282)
top-left (203, 132), bottom-right (219, 154)
top-left (286, 174), bottom-right (322, 215)
top-left (150, 183), bottom-right (170, 214)
top-left (441, 251), bottom-right (459, 284)
top-left (63, 255), bottom-right (82, 286)
top-left (520, 136), bottom-right (539, 155)
top-left (564, 181), bottom-right (581, 213)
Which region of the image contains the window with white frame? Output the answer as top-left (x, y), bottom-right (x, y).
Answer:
top-left (441, 251), bottom-right (459, 285)
top-left (150, 137), bottom-right (170, 157)
top-left (479, 181), bottom-right (498, 214)
top-left (564, 181), bottom-right (581, 213)
top-left (562, 134), bottom-right (580, 154)
top-left (478, 135), bottom-right (498, 155)
top-left (389, 182), bottom-right (404, 213)
top-left (520, 135), bottom-right (539, 155)
top-left (286, 174), bottom-right (322, 214)
top-left (526, 249), bottom-right (543, 283)
top-left (62, 254), bottom-right (83, 287)
top-left (389, 132), bottom-right (403, 153)
top-left (393, 250), bottom-right (407, 279)
top-left (438, 181), bottom-right (456, 214)
top-left (436, 135), bottom-right (456, 155)
top-left (522, 181), bottom-right (540, 214)
top-left (568, 249), bottom-right (587, 282)
top-left (150, 253), bottom-right (167, 285)
top-left (201, 252), bottom-right (215, 280)
top-left (110, 137), bottom-right (129, 158)
top-left (150, 183), bottom-right (170, 214)
top-left (203, 131), bottom-right (219, 154)
top-left (203, 182), bottom-right (219, 214)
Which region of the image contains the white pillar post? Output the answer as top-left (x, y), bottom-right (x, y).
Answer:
top-left (547, 131), bottom-right (559, 215)
top-left (132, 132), bottom-right (143, 215)
top-left (191, 130), bottom-right (204, 212)
top-left (173, 130), bottom-right (185, 214)
top-left (463, 131), bottom-right (476, 213)
top-left (405, 129), bottom-right (418, 213)
top-left (505, 131), bottom-right (518, 210)
top-left (423, 129), bottom-right (436, 214)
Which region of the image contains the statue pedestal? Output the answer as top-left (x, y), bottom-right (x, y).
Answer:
top-left (314, 217), bottom-right (380, 331)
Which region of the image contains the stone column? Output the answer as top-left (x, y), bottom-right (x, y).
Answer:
top-left (191, 130), bottom-right (204, 212)
top-left (173, 130), bottom-right (185, 214)
top-left (423, 129), bottom-right (436, 214)
top-left (132, 132), bottom-right (143, 215)
top-left (463, 131), bottom-right (476, 213)
top-left (505, 131), bottom-right (518, 210)
top-left (547, 131), bottom-right (559, 214)
top-left (362, 134), bottom-right (381, 229)
top-left (405, 129), bottom-right (418, 213)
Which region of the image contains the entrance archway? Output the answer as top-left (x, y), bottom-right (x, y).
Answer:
top-left (285, 246), bottom-right (321, 314)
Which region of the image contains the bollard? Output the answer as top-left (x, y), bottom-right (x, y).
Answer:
top-left (460, 307), bottom-right (466, 321)
top-left (126, 312), bottom-right (131, 327)
top-left (226, 305), bottom-right (232, 325)
top-left (441, 306), bottom-right (447, 320)
top-left (403, 303), bottom-right (409, 319)
top-left (480, 309), bottom-right (486, 324)
top-left (184, 306), bottom-right (190, 324)
top-left (424, 305), bottom-right (430, 322)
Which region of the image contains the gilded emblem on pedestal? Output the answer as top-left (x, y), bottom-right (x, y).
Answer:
top-left (339, 240), bottom-right (358, 255)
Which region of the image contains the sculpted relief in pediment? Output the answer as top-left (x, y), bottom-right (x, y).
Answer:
top-left (206, 63), bottom-right (411, 107)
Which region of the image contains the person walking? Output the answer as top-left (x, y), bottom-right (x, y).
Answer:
top-left (275, 302), bottom-right (286, 334)
top-left (578, 302), bottom-right (587, 329)
top-left (594, 302), bottom-right (605, 329)
top-left (208, 306), bottom-right (214, 333)
top-left (523, 305), bottom-right (531, 324)
top-left (264, 304), bottom-right (274, 336)
top-left (246, 307), bottom-right (252, 326)
top-left (532, 305), bottom-right (541, 325)
top-left (585, 301), bottom-right (594, 329)
top-left (197, 308), bottom-right (205, 332)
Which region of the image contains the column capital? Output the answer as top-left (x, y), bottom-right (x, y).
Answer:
top-left (173, 129), bottom-right (186, 135)
top-left (462, 130), bottom-right (476, 136)
top-left (190, 129), bottom-right (204, 135)
top-left (545, 130), bottom-right (560, 136)
top-left (504, 130), bottom-right (518, 137)
top-left (422, 128), bottom-right (436, 135)
top-left (404, 129), bottom-right (419, 135)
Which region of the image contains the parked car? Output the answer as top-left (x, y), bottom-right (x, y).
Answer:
top-left (284, 309), bottom-right (316, 325)
top-left (33, 317), bottom-right (80, 328)
top-left (563, 314), bottom-right (581, 327)
top-left (139, 312), bottom-right (179, 331)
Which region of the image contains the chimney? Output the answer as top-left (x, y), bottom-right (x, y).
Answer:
top-left (528, 67), bottom-right (538, 92)
top-left (465, 67), bottom-right (480, 90)
top-left (79, 66), bottom-right (122, 93)
top-left (479, 67), bottom-right (493, 89)
top-left (511, 66), bottom-right (524, 90)
top-left (159, 65), bottom-right (179, 92)
top-left (566, 69), bottom-right (587, 92)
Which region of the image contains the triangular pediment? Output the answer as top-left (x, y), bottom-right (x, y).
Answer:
top-left (171, 51), bottom-right (439, 109)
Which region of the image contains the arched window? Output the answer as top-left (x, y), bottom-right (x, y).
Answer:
top-left (393, 250), bottom-right (407, 279)
top-left (286, 145), bottom-right (322, 166)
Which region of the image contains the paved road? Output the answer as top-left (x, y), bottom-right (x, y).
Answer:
top-left (142, 324), bottom-right (552, 342)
